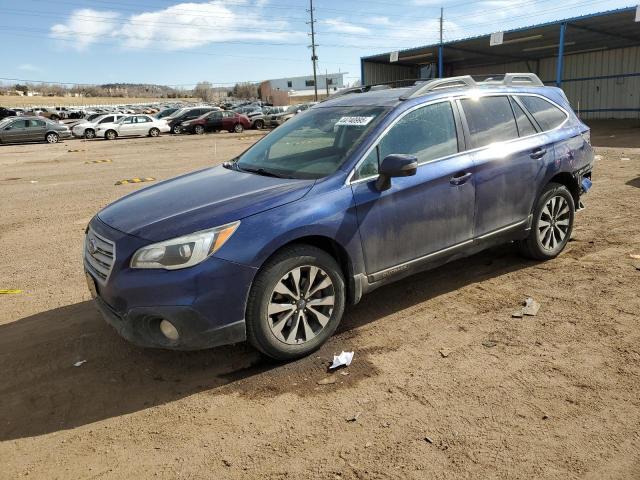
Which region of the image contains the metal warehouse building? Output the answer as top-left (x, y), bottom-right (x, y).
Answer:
top-left (361, 7), bottom-right (640, 119)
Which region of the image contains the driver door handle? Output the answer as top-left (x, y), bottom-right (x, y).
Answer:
top-left (450, 172), bottom-right (473, 186)
top-left (530, 147), bottom-right (547, 159)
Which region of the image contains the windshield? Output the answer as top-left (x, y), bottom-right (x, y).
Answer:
top-left (236, 106), bottom-right (388, 179)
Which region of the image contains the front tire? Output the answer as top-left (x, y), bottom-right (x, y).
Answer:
top-left (45, 132), bottom-right (59, 144)
top-left (246, 245), bottom-right (346, 360)
top-left (519, 182), bottom-right (575, 260)
top-left (194, 125), bottom-right (205, 135)
top-left (233, 123), bottom-right (244, 133)
top-left (105, 130), bottom-right (117, 140)
top-left (173, 125), bottom-right (182, 134)
top-left (253, 119), bottom-right (264, 130)
top-left (84, 129), bottom-right (96, 139)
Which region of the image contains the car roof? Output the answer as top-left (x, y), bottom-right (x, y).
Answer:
top-left (318, 73), bottom-right (559, 109)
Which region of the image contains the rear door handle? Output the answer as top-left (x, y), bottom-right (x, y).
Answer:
top-left (530, 148), bottom-right (547, 159)
top-left (450, 172), bottom-right (473, 186)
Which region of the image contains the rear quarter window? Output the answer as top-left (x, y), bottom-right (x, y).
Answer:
top-left (518, 96), bottom-right (568, 131)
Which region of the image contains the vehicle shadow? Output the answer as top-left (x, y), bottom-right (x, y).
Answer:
top-left (0, 244), bottom-right (532, 441)
top-left (626, 176), bottom-right (640, 188)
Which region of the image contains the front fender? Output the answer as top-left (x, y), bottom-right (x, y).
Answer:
top-left (214, 184), bottom-right (365, 276)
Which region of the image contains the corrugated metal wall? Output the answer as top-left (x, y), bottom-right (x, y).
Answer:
top-left (451, 46), bottom-right (640, 120)
top-left (366, 46), bottom-right (640, 120)
top-left (363, 61), bottom-right (420, 85)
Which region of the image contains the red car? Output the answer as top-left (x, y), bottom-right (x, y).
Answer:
top-left (179, 111), bottom-right (251, 134)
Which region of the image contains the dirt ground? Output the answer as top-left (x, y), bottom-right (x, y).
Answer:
top-left (1, 126), bottom-right (639, 479)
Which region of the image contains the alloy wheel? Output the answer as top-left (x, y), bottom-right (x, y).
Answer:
top-left (267, 265), bottom-right (335, 345)
top-left (538, 195), bottom-right (570, 250)
top-left (46, 133), bottom-right (58, 143)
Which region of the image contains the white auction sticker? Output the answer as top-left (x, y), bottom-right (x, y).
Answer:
top-left (335, 116), bottom-right (374, 127)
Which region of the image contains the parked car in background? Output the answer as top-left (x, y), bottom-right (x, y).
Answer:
top-left (72, 114), bottom-right (128, 139)
top-left (155, 108), bottom-right (179, 120)
top-left (266, 103), bottom-right (316, 127)
top-left (180, 111), bottom-right (251, 134)
top-left (84, 73), bottom-right (593, 360)
top-left (96, 115), bottom-right (170, 140)
top-left (166, 107), bottom-right (218, 134)
top-left (0, 116), bottom-right (71, 144)
top-left (0, 107), bottom-right (17, 120)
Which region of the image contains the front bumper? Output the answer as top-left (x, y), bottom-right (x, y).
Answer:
top-left (93, 296), bottom-right (246, 350)
top-left (85, 217), bottom-right (257, 350)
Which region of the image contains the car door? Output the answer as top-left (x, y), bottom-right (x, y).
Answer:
top-left (2, 119), bottom-right (28, 143)
top-left (27, 119), bottom-right (47, 141)
top-left (351, 100), bottom-right (476, 275)
top-left (135, 115), bottom-right (152, 135)
top-left (206, 111), bottom-right (223, 131)
top-left (117, 116), bottom-right (137, 136)
top-left (458, 95), bottom-right (549, 237)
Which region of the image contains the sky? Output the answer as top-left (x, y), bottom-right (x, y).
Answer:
top-left (0, 0), bottom-right (634, 89)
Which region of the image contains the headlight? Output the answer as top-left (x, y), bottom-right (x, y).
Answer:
top-left (130, 221), bottom-right (240, 270)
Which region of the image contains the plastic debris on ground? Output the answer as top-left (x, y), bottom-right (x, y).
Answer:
top-left (0, 289), bottom-right (23, 294)
top-left (512, 297), bottom-right (540, 318)
top-left (73, 360), bottom-right (87, 367)
top-left (330, 351), bottom-right (354, 369)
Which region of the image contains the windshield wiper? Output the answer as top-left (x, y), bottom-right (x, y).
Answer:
top-left (238, 166), bottom-right (289, 178)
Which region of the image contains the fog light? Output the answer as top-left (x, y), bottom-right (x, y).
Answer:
top-left (159, 319), bottom-right (179, 342)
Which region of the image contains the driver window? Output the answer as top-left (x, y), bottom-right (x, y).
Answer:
top-left (354, 101), bottom-right (458, 180)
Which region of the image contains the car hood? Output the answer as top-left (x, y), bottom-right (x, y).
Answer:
top-left (98, 165), bottom-right (314, 241)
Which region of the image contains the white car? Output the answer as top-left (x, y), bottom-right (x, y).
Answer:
top-left (95, 115), bottom-right (170, 140)
top-left (72, 114), bottom-right (128, 139)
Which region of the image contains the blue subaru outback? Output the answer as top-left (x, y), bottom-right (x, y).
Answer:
top-left (84, 73), bottom-right (594, 360)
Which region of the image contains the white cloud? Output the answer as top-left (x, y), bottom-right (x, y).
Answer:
top-left (50, 8), bottom-right (120, 51)
top-left (323, 19), bottom-right (371, 35)
top-left (17, 63), bottom-right (41, 72)
top-left (49, 1), bottom-right (304, 52)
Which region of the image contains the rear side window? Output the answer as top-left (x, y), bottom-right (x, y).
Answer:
top-left (518, 96), bottom-right (567, 131)
top-left (510, 99), bottom-right (537, 137)
top-left (100, 116), bottom-right (114, 124)
top-left (460, 96), bottom-right (518, 148)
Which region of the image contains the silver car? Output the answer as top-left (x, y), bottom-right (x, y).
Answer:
top-left (0, 116), bottom-right (71, 144)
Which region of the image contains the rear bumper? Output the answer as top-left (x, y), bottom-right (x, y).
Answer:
top-left (93, 296), bottom-right (246, 350)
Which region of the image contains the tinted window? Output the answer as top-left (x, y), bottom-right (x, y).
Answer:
top-left (354, 102), bottom-right (458, 180)
top-left (381, 102), bottom-right (458, 164)
top-left (461, 96), bottom-right (518, 148)
top-left (511, 100), bottom-right (537, 137)
top-left (100, 116), bottom-right (114, 124)
top-left (9, 120), bottom-right (27, 128)
top-left (519, 96), bottom-right (567, 131)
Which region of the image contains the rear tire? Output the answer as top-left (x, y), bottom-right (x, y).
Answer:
top-left (518, 182), bottom-right (575, 260)
top-left (246, 245), bottom-right (346, 361)
top-left (194, 125), bottom-right (205, 135)
top-left (149, 127), bottom-right (160, 137)
top-left (45, 132), bottom-right (59, 144)
top-left (105, 130), bottom-right (117, 140)
top-left (254, 119), bottom-right (264, 130)
top-left (173, 125), bottom-right (182, 134)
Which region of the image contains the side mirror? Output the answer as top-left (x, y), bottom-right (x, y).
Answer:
top-left (375, 154), bottom-right (418, 191)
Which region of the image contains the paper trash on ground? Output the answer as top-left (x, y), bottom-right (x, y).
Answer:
top-left (330, 351), bottom-right (354, 369)
top-left (73, 360), bottom-right (87, 367)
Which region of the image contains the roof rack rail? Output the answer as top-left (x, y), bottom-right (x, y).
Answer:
top-left (321, 78), bottom-right (421, 103)
top-left (400, 75), bottom-right (477, 100)
top-left (399, 72), bottom-right (544, 100)
top-left (480, 73), bottom-right (544, 87)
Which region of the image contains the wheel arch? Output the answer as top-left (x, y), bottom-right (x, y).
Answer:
top-left (547, 172), bottom-right (580, 208)
top-left (255, 234), bottom-right (359, 305)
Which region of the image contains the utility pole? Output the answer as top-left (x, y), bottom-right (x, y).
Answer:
top-left (325, 69), bottom-right (329, 97)
top-left (307, 0), bottom-right (319, 101)
top-left (438, 7), bottom-right (444, 78)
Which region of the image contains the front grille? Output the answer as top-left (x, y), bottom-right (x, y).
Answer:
top-left (84, 228), bottom-right (116, 284)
